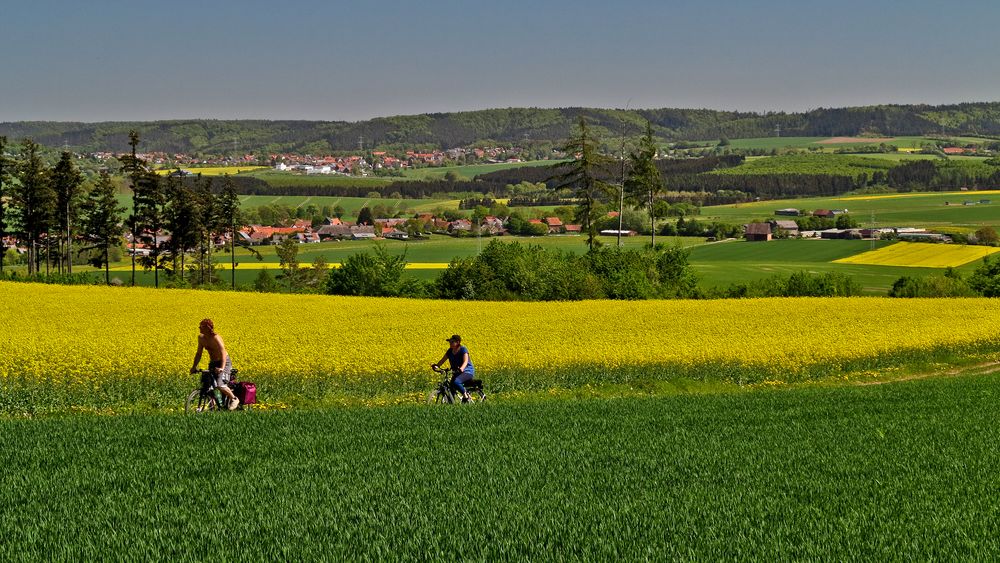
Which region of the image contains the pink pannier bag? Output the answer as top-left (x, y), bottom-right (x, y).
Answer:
top-left (233, 382), bottom-right (257, 405)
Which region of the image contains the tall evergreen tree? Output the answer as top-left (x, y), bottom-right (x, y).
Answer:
top-left (0, 136), bottom-right (9, 273)
top-left (624, 122), bottom-right (664, 246)
top-left (553, 117), bottom-right (614, 251)
top-left (80, 171), bottom-right (126, 284)
top-left (13, 139), bottom-right (56, 275)
top-left (162, 174), bottom-right (200, 282)
top-left (133, 168), bottom-right (165, 287)
top-left (217, 175), bottom-right (242, 289)
top-left (356, 206), bottom-right (373, 226)
top-left (50, 151), bottom-right (85, 274)
top-left (193, 176), bottom-right (220, 285)
top-left (122, 130), bottom-right (142, 286)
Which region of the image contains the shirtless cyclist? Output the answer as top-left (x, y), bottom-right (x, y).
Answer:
top-left (190, 318), bottom-right (239, 410)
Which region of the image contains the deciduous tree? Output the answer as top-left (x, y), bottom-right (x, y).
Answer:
top-left (625, 122), bottom-right (664, 246)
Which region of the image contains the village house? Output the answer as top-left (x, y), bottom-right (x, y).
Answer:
top-left (898, 231), bottom-right (951, 243)
top-left (449, 219), bottom-right (473, 233)
top-left (317, 224), bottom-right (353, 241)
top-left (241, 225), bottom-right (309, 245)
top-left (482, 216), bottom-right (506, 235)
top-left (295, 232), bottom-right (321, 244)
top-left (774, 208), bottom-right (801, 216)
top-left (350, 225), bottom-right (377, 240)
top-left (544, 217), bottom-right (564, 234)
top-left (744, 222), bottom-right (772, 241)
top-left (374, 218), bottom-right (407, 230)
top-left (768, 220), bottom-right (800, 237)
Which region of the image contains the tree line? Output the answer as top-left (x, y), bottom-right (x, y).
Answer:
top-left (0, 133), bottom-right (244, 287)
top-left (9, 102), bottom-right (1000, 153)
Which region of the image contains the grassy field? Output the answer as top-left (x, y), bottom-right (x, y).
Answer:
top-left (5, 370), bottom-right (1000, 559)
top-left (399, 159), bottom-right (563, 180)
top-left (244, 170), bottom-right (395, 188)
top-left (75, 236), bottom-right (982, 292)
top-left (81, 235), bottom-right (701, 285)
top-left (239, 161), bottom-right (563, 186)
top-left (687, 239), bottom-right (963, 292)
top-left (701, 190), bottom-right (1000, 229)
top-left (236, 195), bottom-right (451, 215)
top-left (113, 195), bottom-right (455, 222)
top-left (713, 154), bottom-right (896, 177)
top-left (725, 136), bottom-right (828, 150)
top-left (724, 135), bottom-right (995, 152)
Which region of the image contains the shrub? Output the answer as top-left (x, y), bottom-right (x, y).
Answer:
top-left (325, 244), bottom-right (424, 297)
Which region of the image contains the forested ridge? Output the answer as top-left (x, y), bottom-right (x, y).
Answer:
top-left (4, 102), bottom-right (1000, 154)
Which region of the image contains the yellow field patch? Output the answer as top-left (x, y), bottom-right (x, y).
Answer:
top-left (834, 242), bottom-right (1000, 268)
top-left (6, 282), bottom-right (1000, 390)
top-left (837, 190), bottom-right (1000, 202)
top-left (154, 166), bottom-right (269, 176)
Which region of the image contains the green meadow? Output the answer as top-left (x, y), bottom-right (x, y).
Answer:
top-left (687, 239), bottom-right (962, 293)
top-left (5, 370), bottom-right (1000, 559)
top-left (399, 159), bottom-right (563, 180)
top-left (700, 190), bottom-right (1000, 230)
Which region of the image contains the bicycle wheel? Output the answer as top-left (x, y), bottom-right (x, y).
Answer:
top-left (185, 389), bottom-right (215, 414)
top-left (427, 387), bottom-right (452, 405)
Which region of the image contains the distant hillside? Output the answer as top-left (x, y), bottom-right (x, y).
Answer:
top-left (3, 102), bottom-right (1000, 154)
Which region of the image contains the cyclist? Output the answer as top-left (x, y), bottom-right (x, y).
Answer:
top-left (190, 318), bottom-right (239, 410)
top-left (432, 334), bottom-right (475, 403)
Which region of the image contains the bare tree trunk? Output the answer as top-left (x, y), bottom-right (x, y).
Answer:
top-left (66, 200), bottom-right (73, 275)
top-left (650, 191), bottom-right (655, 247)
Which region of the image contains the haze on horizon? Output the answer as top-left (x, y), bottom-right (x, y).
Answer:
top-left (3, 0), bottom-right (999, 123)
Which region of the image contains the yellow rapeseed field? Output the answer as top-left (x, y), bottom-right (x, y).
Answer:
top-left (835, 241), bottom-right (1000, 268)
top-left (154, 166), bottom-right (268, 176)
top-left (2, 281), bottom-right (1000, 413)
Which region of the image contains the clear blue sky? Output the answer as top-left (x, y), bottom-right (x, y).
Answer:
top-left (2, 0), bottom-right (998, 122)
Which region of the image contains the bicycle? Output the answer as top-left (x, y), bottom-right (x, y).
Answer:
top-left (427, 364), bottom-right (486, 405)
top-left (185, 368), bottom-right (243, 414)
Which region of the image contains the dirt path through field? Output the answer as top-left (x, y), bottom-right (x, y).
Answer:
top-left (856, 361), bottom-right (1000, 386)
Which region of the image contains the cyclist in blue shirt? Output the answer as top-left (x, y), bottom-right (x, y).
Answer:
top-left (432, 334), bottom-right (474, 402)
